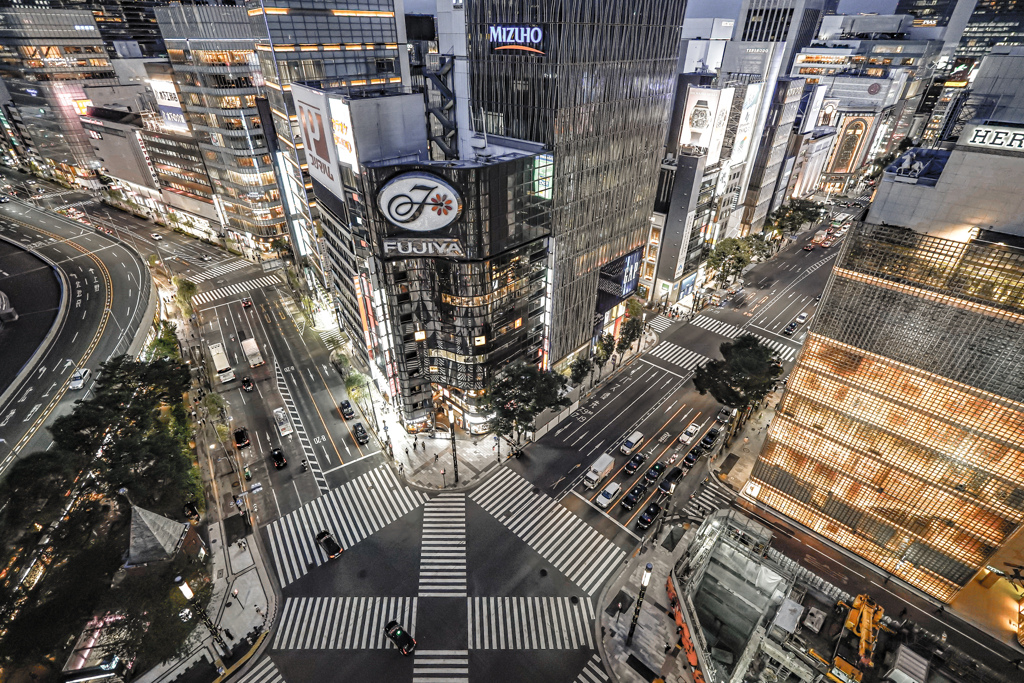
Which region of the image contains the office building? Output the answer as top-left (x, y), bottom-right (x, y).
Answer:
top-left (157, 4), bottom-right (286, 258)
top-left (895, 0), bottom-right (961, 28)
top-left (0, 9), bottom-right (117, 185)
top-left (734, 0), bottom-right (826, 73)
top-left (0, 1), bottom-right (166, 58)
top-left (956, 0), bottom-right (1024, 59)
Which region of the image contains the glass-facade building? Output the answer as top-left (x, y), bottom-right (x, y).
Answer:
top-left (465, 0), bottom-right (687, 363)
top-left (0, 1), bottom-right (166, 58)
top-left (751, 222), bottom-right (1024, 602)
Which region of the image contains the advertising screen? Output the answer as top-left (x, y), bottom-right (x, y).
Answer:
top-left (293, 84), bottom-right (344, 197)
top-left (149, 75), bottom-right (187, 132)
top-left (679, 87), bottom-right (734, 166)
top-left (731, 82), bottom-right (765, 165)
top-left (328, 97), bottom-right (358, 173)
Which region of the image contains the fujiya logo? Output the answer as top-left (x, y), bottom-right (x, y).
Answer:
top-left (488, 25), bottom-right (544, 54)
top-left (297, 99), bottom-right (334, 180)
top-left (377, 172), bottom-right (462, 232)
top-left (383, 238), bottom-right (465, 258)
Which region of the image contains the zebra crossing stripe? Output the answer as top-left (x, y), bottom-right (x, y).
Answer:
top-left (647, 315), bottom-right (674, 333)
top-left (648, 341), bottom-right (711, 370)
top-left (192, 274), bottom-right (283, 305)
top-left (467, 597), bottom-right (595, 649)
top-left (189, 259), bottom-right (249, 283)
top-left (419, 493), bottom-right (467, 597)
top-left (690, 316), bottom-right (797, 362)
top-left (413, 650), bottom-right (469, 681)
top-left (470, 468), bottom-right (624, 595)
top-left (265, 465), bottom-right (428, 587)
top-left (272, 596), bottom-right (417, 650)
top-left (576, 653), bottom-right (610, 682)
top-left (682, 478), bottom-right (735, 521)
top-left (233, 657), bottom-right (286, 683)
top-left (276, 364), bottom-right (327, 494)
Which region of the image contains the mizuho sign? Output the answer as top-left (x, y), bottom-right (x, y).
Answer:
top-left (377, 171), bottom-right (463, 232)
top-left (488, 25), bottom-right (545, 55)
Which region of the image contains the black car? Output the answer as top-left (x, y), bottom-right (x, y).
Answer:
top-left (624, 453), bottom-right (646, 474)
top-left (339, 400), bottom-right (355, 419)
top-left (352, 422), bottom-right (370, 444)
top-left (271, 448), bottom-right (287, 469)
top-left (241, 376), bottom-right (254, 392)
top-left (716, 406), bottom-right (732, 423)
top-left (644, 462), bottom-right (667, 484)
top-left (0, 195), bottom-right (9, 203)
top-left (384, 620), bottom-right (416, 655)
top-left (659, 467), bottom-right (684, 494)
top-left (233, 427), bottom-right (250, 449)
top-left (620, 484), bottom-right (647, 511)
top-left (637, 502), bottom-right (662, 529)
top-left (683, 448), bottom-right (702, 469)
top-left (783, 321), bottom-right (798, 335)
top-left (315, 530), bottom-right (342, 559)
top-left (700, 428), bottom-right (721, 450)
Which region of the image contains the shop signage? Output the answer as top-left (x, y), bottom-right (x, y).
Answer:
top-left (962, 124), bottom-right (1024, 151)
top-left (488, 24), bottom-right (545, 54)
top-left (377, 171), bottom-right (462, 232)
top-left (382, 238), bottom-right (465, 258)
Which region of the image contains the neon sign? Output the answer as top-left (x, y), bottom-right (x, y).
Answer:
top-left (488, 25), bottom-right (545, 55)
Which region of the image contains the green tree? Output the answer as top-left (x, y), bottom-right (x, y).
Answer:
top-left (625, 297), bottom-right (644, 320)
top-left (706, 238), bottom-right (752, 289)
top-left (204, 392), bottom-right (227, 420)
top-left (345, 372), bottom-right (370, 407)
top-left (270, 236), bottom-right (289, 258)
top-left (745, 233), bottom-right (773, 262)
top-left (617, 316), bottom-right (644, 354)
top-left (173, 276), bottom-right (197, 318)
top-left (486, 363), bottom-right (569, 443)
top-left (593, 333), bottom-right (615, 379)
top-left (569, 356), bottom-right (593, 385)
top-left (692, 334), bottom-right (782, 408)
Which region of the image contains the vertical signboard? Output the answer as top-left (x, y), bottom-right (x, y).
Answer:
top-left (328, 96), bottom-right (359, 173)
top-left (149, 74), bottom-right (188, 132)
top-left (679, 87), bottom-right (735, 166)
top-left (731, 82), bottom-right (764, 165)
top-left (293, 83), bottom-right (344, 196)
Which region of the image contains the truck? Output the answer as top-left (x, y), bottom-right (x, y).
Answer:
top-left (812, 230), bottom-right (828, 244)
top-left (583, 453), bottom-right (616, 490)
top-left (208, 342), bottom-right (235, 383)
top-left (273, 407), bottom-right (293, 436)
top-left (241, 337), bottom-right (264, 368)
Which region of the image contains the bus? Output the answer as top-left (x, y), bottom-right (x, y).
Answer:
top-left (209, 342), bottom-right (235, 383)
top-left (241, 337), bottom-right (264, 368)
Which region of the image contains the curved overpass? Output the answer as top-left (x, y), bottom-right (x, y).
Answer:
top-left (0, 199), bottom-right (154, 476)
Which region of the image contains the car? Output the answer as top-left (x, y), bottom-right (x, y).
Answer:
top-left (624, 453), bottom-right (646, 474)
top-left (233, 427), bottom-right (250, 449)
top-left (795, 312), bottom-right (809, 324)
top-left (683, 449), bottom-right (700, 469)
top-left (596, 481), bottom-right (621, 509)
top-left (183, 501), bottom-right (200, 521)
top-left (637, 502), bottom-right (662, 529)
top-left (783, 321), bottom-right (798, 335)
top-left (659, 467), bottom-right (684, 494)
top-left (678, 423), bottom-right (700, 444)
top-left (803, 244), bottom-right (814, 251)
top-left (339, 399), bottom-right (355, 419)
top-left (0, 195), bottom-right (9, 203)
top-left (620, 484), bottom-right (647, 511)
top-left (644, 462), bottom-right (667, 484)
top-left (383, 620), bottom-right (416, 655)
top-left (68, 367), bottom-right (91, 390)
top-left (826, 226), bottom-right (835, 235)
top-left (200, 254), bottom-right (212, 262)
top-left (241, 297), bottom-right (252, 308)
top-left (150, 232), bottom-right (162, 240)
top-left (814, 295), bottom-right (822, 302)
top-left (352, 422), bottom-right (370, 444)
top-left (241, 376), bottom-right (254, 392)
top-left (700, 427), bottom-right (721, 450)
top-left (717, 407), bottom-right (733, 423)
top-left (271, 447), bottom-right (287, 469)
top-left (316, 530), bottom-right (343, 559)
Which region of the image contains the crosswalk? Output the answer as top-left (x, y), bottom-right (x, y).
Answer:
top-left (689, 316), bottom-right (797, 361)
top-left (275, 363), bottom-right (327, 494)
top-left (265, 465), bottom-right (428, 587)
top-left (235, 657), bottom-right (286, 683)
top-left (419, 493), bottom-right (467, 597)
top-left (318, 326), bottom-right (345, 349)
top-left (413, 650), bottom-right (469, 682)
top-left (58, 198), bottom-right (97, 210)
top-left (680, 476), bottom-right (735, 524)
top-left (646, 315), bottom-right (674, 334)
top-left (272, 596), bottom-right (417, 650)
top-left (188, 258), bottom-right (249, 283)
top-left (647, 341), bottom-right (712, 371)
top-left (470, 467), bottom-right (624, 595)
top-left (576, 654), bottom-right (611, 683)
top-left (467, 596), bottom-right (596, 649)
top-left (192, 274), bottom-right (282, 306)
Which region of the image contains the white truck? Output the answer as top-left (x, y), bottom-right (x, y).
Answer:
top-left (273, 407), bottom-right (293, 436)
top-left (241, 337), bottom-right (264, 368)
top-left (583, 453), bottom-right (616, 490)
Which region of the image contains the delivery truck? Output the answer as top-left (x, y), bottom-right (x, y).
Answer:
top-left (584, 453), bottom-right (616, 489)
top-left (241, 337), bottom-right (264, 368)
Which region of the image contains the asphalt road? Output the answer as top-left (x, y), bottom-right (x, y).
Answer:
top-left (0, 198), bottom-right (150, 476)
top-left (0, 237), bottom-right (61, 393)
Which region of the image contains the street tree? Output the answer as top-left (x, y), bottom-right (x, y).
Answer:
top-left (345, 372), bottom-right (370, 409)
top-left (706, 238), bottom-right (751, 289)
top-left (593, 333), bottom-right (615, 378)
top-left (692, 334), bottom-right (782, 408)
top-left (173, 276), bottom-right (198, 317)
top-left (569, 356), bottom-right (592, 385)
top-left (745, 233), bottom-right (774, 262)
top-left (204, 392), bottom-right (228, 420)
top-left (486, 363), bottom-right (569, 444)
top-left (625, 297), bottom-right (644, 320)
top-left (270, 237), bottom-right (289, 258)
top-left (617, 316), bottom-right (644, 354)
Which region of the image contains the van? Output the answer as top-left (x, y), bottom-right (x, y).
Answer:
top-left (620, 431), bottom-right (644, 456)
top-left (595, 482), bottom-right (621, 509)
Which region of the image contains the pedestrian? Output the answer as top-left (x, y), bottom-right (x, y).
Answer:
top-left (405, 447), bottom-right (410, 458)
top-left (936, 605), bottom-right (945, 615)
top-left (421, 441), bottom-right (426, 452)
top-left (414, 435), bottom-right (418, 445)
top-left (883, 575), bottom-right (890, 585)
top-left (434, 453), bottom-right (439, 463)
top-left (255, 606), bottom-right (263, 616)
top-left (898, 607), bottom-right (907, 620)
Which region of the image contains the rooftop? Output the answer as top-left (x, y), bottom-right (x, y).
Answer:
top-left (883, 148), bottom-right (950, 187)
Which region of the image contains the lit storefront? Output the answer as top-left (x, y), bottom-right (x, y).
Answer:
top-left (751, 223), bottom-right (1024, 602)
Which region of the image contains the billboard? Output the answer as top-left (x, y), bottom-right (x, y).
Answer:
top-left (679, 87), bottom-right (734, 166)
top-left (293, 83), bottom-right (344, 197)
top-left (149, 75), bottom-right (187, 132)
top-left (731, 82), bottom-right (764, 165)
top-left (328, 97), bottom-right (358, 173)
top-left (944, 57), bottom-right (978, 89)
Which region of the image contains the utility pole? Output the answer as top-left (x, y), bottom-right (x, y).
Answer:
top-left (450, 425), bottom-right (459, 484)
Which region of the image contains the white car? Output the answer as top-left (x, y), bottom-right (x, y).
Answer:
top-left (595, 482), bottom-right (621, 509)
top-left (200, 254), bottom-right (212, 262)
top-left (69, 368), bottom-right (91, 390)
top-left (678, 423), bottom-right (700, 444)
top-left (796, 312), bottom-right (809, 324)
top-left (150, 232), bottom-right (163, 240)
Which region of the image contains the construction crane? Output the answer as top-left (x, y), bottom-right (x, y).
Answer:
top-left (825, 594), bottom-right (896, 683)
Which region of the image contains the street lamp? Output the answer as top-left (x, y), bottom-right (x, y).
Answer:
top-left (626, 563), bottom-right (654, 645)
top-left (176, 576), bottom-right (227, 651)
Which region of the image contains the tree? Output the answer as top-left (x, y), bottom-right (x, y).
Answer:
top-left (706, 238), bottom-right (751, 289)
top-left (593, 333), bottom-right (615, 378)
top-left (345, 372), bottom-right (370, 408)
top-left (569, 356), bottom-right (592, 385)
top-left (204, 392), bottom-right (227, 420)
top-left (617, 316), bottom-right (644, 354)
top-left (173, 276), bottom-right (197, 318)
top-left (270, 237), bottom-right (289, 258)
top-left (486, 363), bottom-right (569, 443)
top-left (692, 334), bottom-right (782, 408)
top-left (745, 233), bottom-right (773, 262)
top-left (625, 297), bottom-right (644, 320)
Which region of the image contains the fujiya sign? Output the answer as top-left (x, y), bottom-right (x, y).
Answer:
top-left (962, 124), bottom-right (1024, 151)
top-left (382, 238), bottom-right (465, 258)
top-left (377, 171), bottom-right (463, 232)
top-left (488, 25), bottom-right (545, 54)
